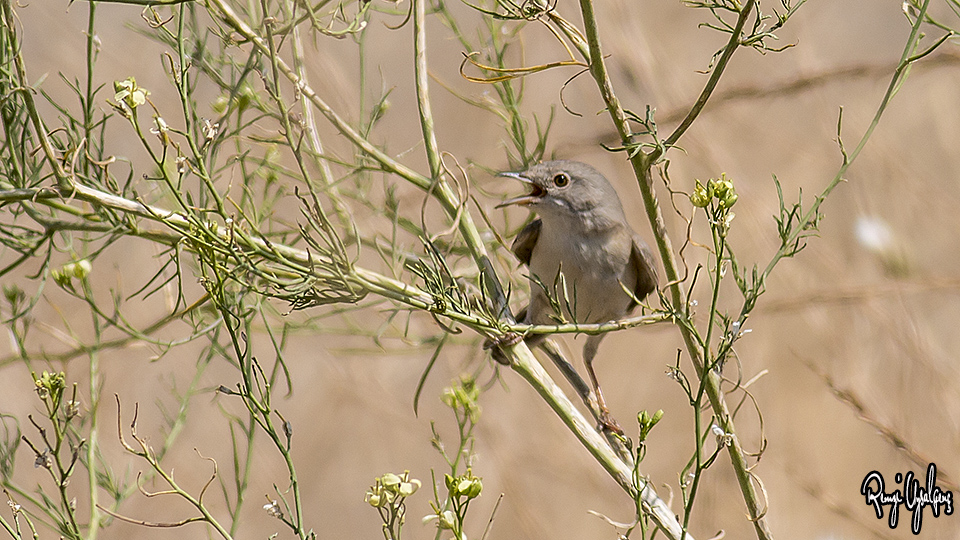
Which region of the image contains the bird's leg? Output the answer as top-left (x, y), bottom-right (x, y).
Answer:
top-left (583, 335), bottom-right (624, 436)
top-left (539, 339), bottom-right (594, 405)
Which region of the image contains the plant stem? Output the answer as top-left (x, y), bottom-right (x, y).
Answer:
top-left (414, 0), bottom-right (442, 180)
top-left (501, 340), bottom-right (688, 539)
top-left (576, 0), bottom-right (772, 538)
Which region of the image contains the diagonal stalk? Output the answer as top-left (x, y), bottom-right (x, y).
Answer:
top-left (575, 1), bottom-right (773, 538)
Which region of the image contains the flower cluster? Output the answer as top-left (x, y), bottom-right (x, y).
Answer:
top-left (444, 470), bottom-right (483, 500)
top-left (365, 471), bottom-right (422, 508)
top-left (34, 371), bottom-right (65, 401)
top-left (690, 173), bottom-right (738, 209)
top-left (690, 173), bottom-right (739, 235)
top-left (52, 260), bottom-right (92, 289)
top-left (425, 469), bottom-right (483, 539)
top-left (441, 376), bottom-right (480, 424)
top-left (112, 77), bottom-right (149, 116)
top-left (365, 471), bottom-right (421, 539)
top-left (637, 409), bottom-right (664, 444)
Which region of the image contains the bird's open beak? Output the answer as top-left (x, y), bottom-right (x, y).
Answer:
top-left (495, 171), bottom-right (545, 208)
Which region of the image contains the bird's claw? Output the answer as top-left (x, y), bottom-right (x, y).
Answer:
top-left (485, 331), bottom-right (523, 365)
top-left (598, 410), bottom-right (625, 436)
top-left (488, 331), bottom-right (523, 349)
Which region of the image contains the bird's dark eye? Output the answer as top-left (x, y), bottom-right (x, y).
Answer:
top-left (553, 173), bottom-right (569, 187)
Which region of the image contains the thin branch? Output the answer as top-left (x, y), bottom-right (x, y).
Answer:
top-left (656, 1), bottom-right (756, 158)
top-left (208, 0), bottom-right (512, 323)
top-left (96, 505), bottom-right (206, 528)
top-left (575, 0), bottom-right (771, 537)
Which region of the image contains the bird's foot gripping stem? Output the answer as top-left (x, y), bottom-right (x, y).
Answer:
top-left (484, 331), bottom-right (524, 365)
top-left (597, 407), bottom-right (625, 436)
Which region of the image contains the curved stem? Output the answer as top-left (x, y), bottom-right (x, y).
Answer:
top-left (657, 3), bottom-right (755, 157)
top-left (759, 0), bottom-right (937, 283)
top-left (576, 1), bottom-right (772, 538)
top-left (501, 341), bottom-right (688, 539)
top-left (17, 174), bottom-right (686, 538)
top-left (209, 0), bottom-right (510, 317)
top-left (413, 0), bottom-right (442, 180)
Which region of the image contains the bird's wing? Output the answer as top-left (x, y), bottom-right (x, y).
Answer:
top-left (629, 235), bottom-right (659, 308)
top-left (511, 218), bottom-right (542, 266)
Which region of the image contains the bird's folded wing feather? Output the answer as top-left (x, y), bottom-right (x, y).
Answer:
top-left (511, 218), bottom-right (542, 267)
top-left (630, 236), bottom-right (659, 307)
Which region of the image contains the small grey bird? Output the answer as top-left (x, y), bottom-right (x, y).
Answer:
top-left (495, 160), bottom-right (658, 434)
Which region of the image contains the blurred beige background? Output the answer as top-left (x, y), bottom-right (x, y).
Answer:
top-left (4, 1), bottom-right (960, 539)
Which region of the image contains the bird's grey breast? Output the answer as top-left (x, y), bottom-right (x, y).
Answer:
top-left (526, 218), bottom-right (637, 325)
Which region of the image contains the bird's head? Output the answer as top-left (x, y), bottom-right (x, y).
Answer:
top-left (496, 160), bottom-right (626, 229)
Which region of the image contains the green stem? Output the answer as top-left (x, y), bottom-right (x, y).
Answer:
top-left (82, 5), bottom-right (101, 536)
top-left (84, 278), bottom-right (102, 540)
top-left (760, 0), bottom-right (935, 283)
top-left (175, 3), bottom-right (224, 217)
top-left (702, 207), bottom-right (726, 357)
top-left (83, 0), bottom-right (97, 178)
top-left (576, 0), bottom-right (772, 538)
top-left (209, 0), bottom-right (510, 316)
top-left (656, 4), bottom-right (753, 157)
top-left (682, 216), bottom-right (726, 537)
top-left (413, 0), bottom-right (442, 180)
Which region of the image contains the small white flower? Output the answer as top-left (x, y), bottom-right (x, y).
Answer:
top-left (66, 399), bottom-right (82, 419)
top-left (201, 118), bottom-right (219, 142)
top-left (711, 424), bottom-right (733, 447)
top-left (439, 510), bottom-right (456, 529)
top-left (729, 320), bottom-right (752, 340)
top-left (151, 117), bottom-right (170, 145)
top-left (263, 500), bottom-right (283, 519)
